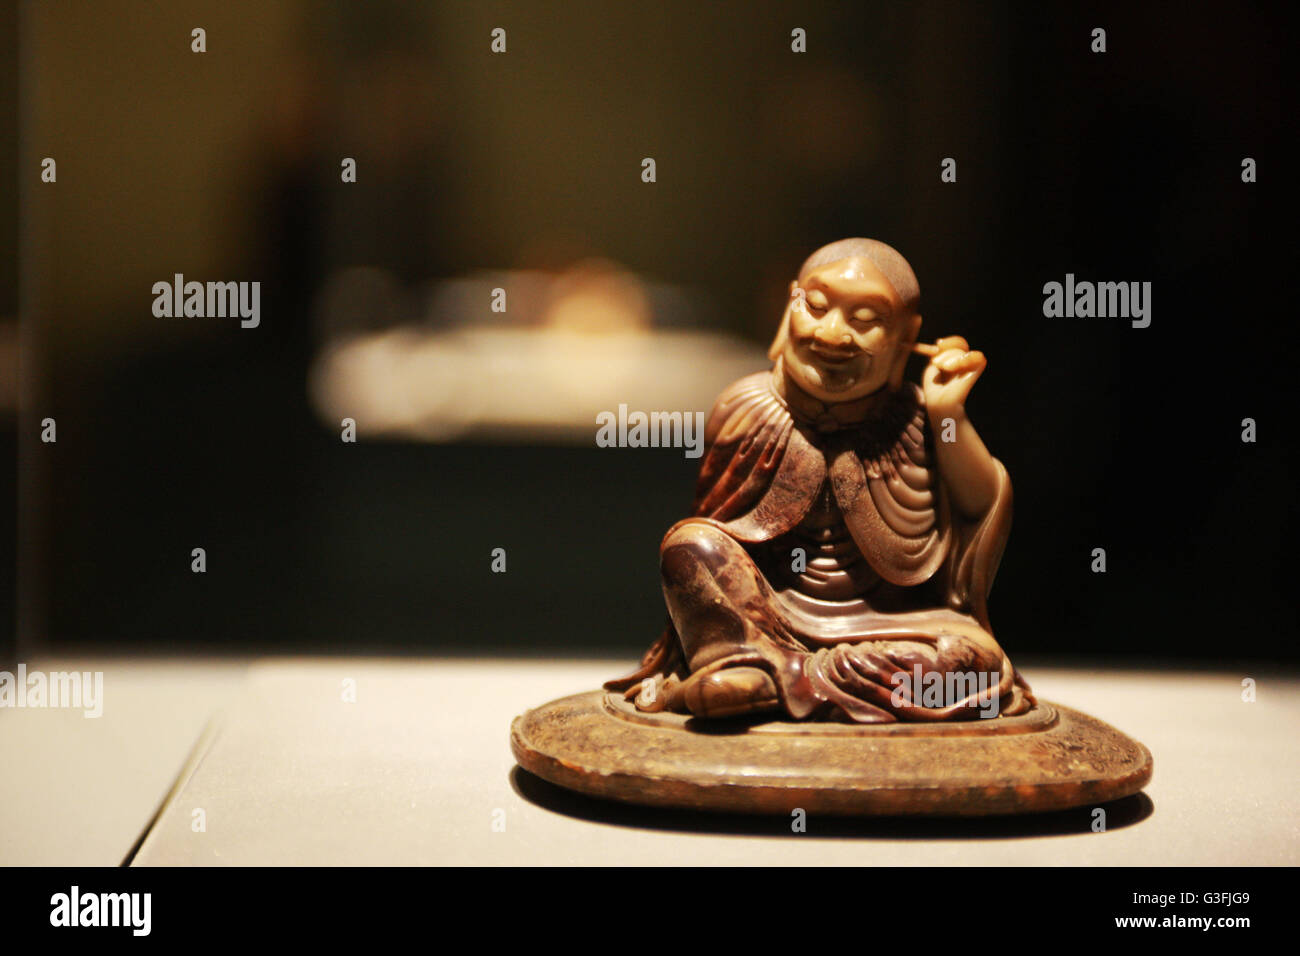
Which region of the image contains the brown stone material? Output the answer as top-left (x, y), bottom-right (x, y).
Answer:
top-left (511, 691), bottom-right (1153, 816)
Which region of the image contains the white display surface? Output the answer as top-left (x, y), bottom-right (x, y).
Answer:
top-left (2, 657), bottom-right (1296, 866)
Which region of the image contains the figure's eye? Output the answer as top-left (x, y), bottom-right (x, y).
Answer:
top-left (852, 307), bottom-right (884, 326)
top-left (805, 290), bottom-right (829, 314)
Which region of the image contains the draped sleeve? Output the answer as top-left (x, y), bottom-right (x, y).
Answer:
top-left (942, 457), bottom-right (1012, 631)
top-left (605, 373), bottom-right (822, 693)
top-left (689, 373), bottom-right (822, 542)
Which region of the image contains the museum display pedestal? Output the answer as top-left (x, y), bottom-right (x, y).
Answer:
top-left (0, 658), bottom-right (1292, 866)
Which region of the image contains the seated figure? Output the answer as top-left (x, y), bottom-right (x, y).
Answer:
top-left (607, 238), bottom-right (1035, 723)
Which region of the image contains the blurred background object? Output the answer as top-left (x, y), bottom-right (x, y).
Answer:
top-left (6, 1), bottom-right (1292, 665)
top-left (308, 261), bottom-right (766, 441)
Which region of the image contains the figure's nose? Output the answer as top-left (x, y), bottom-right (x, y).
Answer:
top-left (814, 310), bottom-right (854, 348)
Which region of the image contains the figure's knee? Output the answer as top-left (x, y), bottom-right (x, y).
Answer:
top-left (932, 626), bottom-right (1004, 672)
top-left (659, 519), bottom-right (745, 586)
top-left (658, 520), bottom-right (766, 670)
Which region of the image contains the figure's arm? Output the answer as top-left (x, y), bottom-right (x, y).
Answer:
top-left (920, 335), bottom-right (1000, 522)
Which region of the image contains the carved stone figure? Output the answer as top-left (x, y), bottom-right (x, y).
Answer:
top-left (608, 238), bottom-right (1033, 723)
top-left (512, 239), bottom-right (1151, 817)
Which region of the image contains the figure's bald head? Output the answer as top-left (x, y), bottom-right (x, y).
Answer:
top-left (772, 237), bottom-right (924, 402)
top-left (798, 238), bottom-right (919, 315)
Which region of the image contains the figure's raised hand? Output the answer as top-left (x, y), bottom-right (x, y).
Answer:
top-left (922, 335), bottom-right (986, 416)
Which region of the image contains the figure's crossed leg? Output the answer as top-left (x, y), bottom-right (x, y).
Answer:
top-left (654, 518), bottom-right (1031, 722)
top-left (656, 519), bottom-right (797, 717)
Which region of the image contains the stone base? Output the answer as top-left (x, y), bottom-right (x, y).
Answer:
top-left (510, 690), bottom-right (1153, 816)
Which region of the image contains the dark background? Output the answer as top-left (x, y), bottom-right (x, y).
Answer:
top-left (4, 1), bottom-right (1292, 667)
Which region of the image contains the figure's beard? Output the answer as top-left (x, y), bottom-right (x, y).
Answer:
top-left (815, 358), bottom-right (869, 390)
top-left (792, 346), bottom-right (876, 396)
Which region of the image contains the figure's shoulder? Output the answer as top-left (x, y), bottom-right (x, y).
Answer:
top-left (705, 369), bottom-right (785, 444)
top-left (714, 370), bottom-right (774, 410)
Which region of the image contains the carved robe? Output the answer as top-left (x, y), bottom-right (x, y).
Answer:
top-left (607, 369), bottom-right (1034, 723)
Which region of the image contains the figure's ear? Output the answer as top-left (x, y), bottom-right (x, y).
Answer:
top-left (904, 311), bottom-right (923, 346)
top-left (767, 281), bottom-right (798, 361)
top-left (888, 312), bottom-right (924, 389)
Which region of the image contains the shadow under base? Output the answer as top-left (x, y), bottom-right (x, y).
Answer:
top-left (510, 690), bottom-right (1153, 816)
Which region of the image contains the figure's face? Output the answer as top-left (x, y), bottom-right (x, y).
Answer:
top-left (781, 256), bottom-right (917, 403)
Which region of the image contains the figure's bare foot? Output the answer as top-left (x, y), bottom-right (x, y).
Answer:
top-left (682, 666), bottom-right (779, 718)
top-left (629, 673), bottom-right (682, 712)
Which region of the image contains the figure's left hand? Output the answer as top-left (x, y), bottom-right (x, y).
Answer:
top-left (922, 335), bottom-right (986, 416)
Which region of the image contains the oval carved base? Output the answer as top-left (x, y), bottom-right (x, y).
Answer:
top-left (510, 690), bottom-right (1153, 816)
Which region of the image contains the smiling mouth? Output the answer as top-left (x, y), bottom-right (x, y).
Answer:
top-left (808, 344), bottom-right (865, 364)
